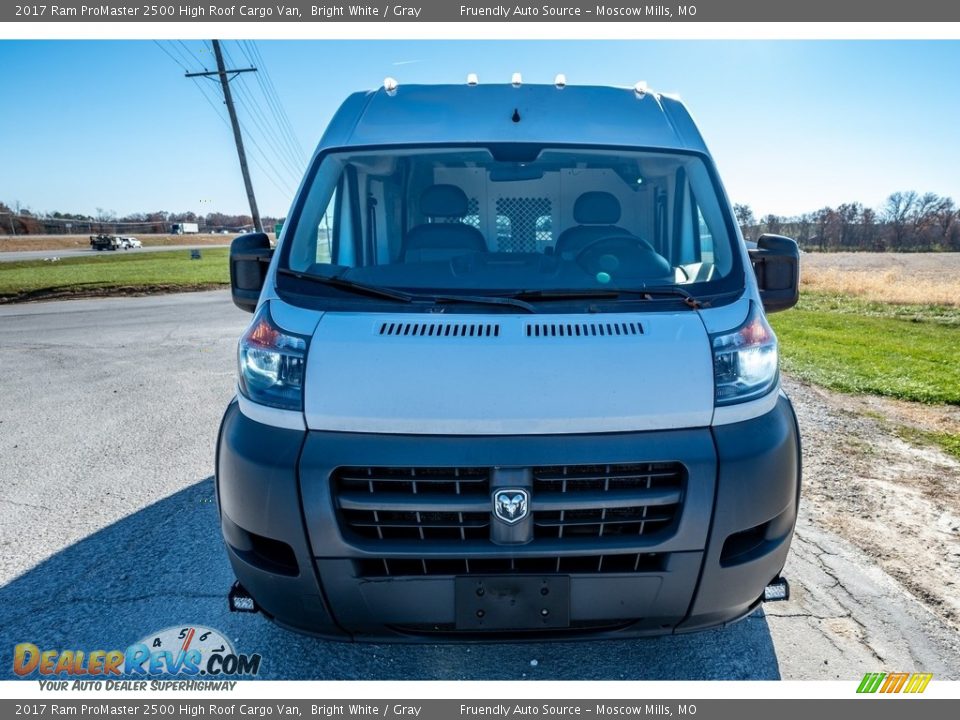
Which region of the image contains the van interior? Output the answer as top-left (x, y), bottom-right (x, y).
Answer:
top-left (285, 146), bottom-right (735, 292)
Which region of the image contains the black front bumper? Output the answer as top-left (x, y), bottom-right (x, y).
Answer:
top-left (215, 395), bottom-right (801, 641)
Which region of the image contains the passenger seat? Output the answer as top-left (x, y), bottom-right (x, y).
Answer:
top-left (401, 185), bottom-right (486, 262)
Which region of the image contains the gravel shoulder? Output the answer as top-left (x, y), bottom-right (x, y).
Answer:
top-left (782, 377), bottom-right (960, 632)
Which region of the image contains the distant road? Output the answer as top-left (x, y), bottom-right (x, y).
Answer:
top-left (0, 243), bottom-right (230, 263)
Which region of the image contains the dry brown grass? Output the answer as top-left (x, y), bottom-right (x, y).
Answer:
top-left (801, 252), bottom-right (960, 306)
top-left (0, 233), bottom-right (234, 252)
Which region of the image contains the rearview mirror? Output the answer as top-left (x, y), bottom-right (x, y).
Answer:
top-left (230, 233), bottom-right (273, 313)
top-left (748, 234), bottom-right (800, 313)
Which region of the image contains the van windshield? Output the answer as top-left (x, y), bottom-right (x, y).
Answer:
top-left (279, 146), bottom-right (742, 304)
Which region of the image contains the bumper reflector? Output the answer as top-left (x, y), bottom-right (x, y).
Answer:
top-left (228, 581), bottom-right (258, 613)
top-left (763, 576), bottom-right (790, 602)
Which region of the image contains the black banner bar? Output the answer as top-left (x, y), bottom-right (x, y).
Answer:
top-left (4, 1), bottom-right (960, 23)
top-left (1, 699), bottom-right (957, 719)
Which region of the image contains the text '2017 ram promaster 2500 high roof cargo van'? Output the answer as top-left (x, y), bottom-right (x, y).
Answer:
top-left (217, 77), bottom-right (802, 640)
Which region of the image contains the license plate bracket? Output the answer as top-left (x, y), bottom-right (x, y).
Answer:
top-left (455, 575), bottom-right (570, 630)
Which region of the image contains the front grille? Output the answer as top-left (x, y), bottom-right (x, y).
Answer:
top-left (357, 553), bottom-right (666, 577)
top-left (532, 463), bottom-right (684, 539)
top-left (332, 462), bottom-right (685, 577)
top-left (334, 466), bottom-right (490, 541)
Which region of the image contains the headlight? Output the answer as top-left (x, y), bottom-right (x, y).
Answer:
top-left (237, 303), bottom-right (308, 411)
top-left (711, 301), bottom-right (779, 406)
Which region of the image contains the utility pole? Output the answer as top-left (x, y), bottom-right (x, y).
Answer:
top-left (186, 40), bottom-right (263, 233)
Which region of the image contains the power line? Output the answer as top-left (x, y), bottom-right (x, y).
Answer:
top-left (221, 42), bottom-right (305, 176)
top-left (176, 40), bottom-right (208, 71)
top-left (241, 40), bottom-right (307, 162)
top-left (226, 70), bottom-right (305, 180)
top-left (237, 119), bottom-right (298, 195)
top-left (189, 77), bottom-right (229, 124)
top-left (188, 65), bottom-right (298, 194)
top-left (152, 40), bottom-right (189, 73)
top-left (188, 76), bottom-right (297, 199)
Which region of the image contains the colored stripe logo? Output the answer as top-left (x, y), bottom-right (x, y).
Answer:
top-left (857, 672), bottom-right (933, 694)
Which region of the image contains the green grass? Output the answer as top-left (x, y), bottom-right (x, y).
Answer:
top-left (790, 292), bottom-right (960, 325)
top-left (0, 249), bottom-right (230, 302)
top-left (770, 292), bottom-right (960, 405)
top-left (770, 293), bottom-right (960, 405)
top-left (771, 292), bottom-right (960, 459)
top-left (894, 426), bottom-right (960, 461)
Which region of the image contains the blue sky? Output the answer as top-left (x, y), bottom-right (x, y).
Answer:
top-left (1, 40), bottom-right (958, 219)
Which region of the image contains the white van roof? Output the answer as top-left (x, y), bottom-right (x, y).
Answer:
top-left (317, 83), bottom-right (711, 154)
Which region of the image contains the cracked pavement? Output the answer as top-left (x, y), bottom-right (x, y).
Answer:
top-left (1, 291), bottom-right (958, 680)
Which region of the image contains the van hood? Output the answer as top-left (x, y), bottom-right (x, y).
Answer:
top-left (302, 312), bottom-right (715, 435)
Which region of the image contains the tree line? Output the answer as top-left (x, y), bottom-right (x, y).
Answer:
top-left (4, 190), bottom-right (960, 251)
top-left (735, 191), bottom-right (960, 252)
top-left (0, 201), bottom-right (283, 236)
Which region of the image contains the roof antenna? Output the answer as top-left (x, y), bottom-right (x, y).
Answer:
top-left (511, 108), bottom-right (521, 123)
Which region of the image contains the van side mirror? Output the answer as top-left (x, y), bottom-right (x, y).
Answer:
top-left (230, 233), bottom-right (273, 313)
top-left (749, 234), bottom-right (800, 313)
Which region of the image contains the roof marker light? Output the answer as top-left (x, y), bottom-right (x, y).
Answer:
top-left (511, 72), bottom-right (522, 87)
top-left (383, 77), bottom-right (399, 94)
top-left (467, 73), bottom-right (479, 86)
top-left (554, 74), bottom-right (567, 88)
top-left (634, 81), bottom-right (648, 97)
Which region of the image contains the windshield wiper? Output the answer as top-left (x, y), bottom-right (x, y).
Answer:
top-left (429, 294), bottom-right (537, 314)
top-left (633, 285), bottom-right (707, 309)
top-left (510, 289), bottom-right (621, 301)
top-left (278, 268), bottom-right (537, 313)
top-left (279, 268), bottom-right (416, 302)
top-left (509, 286), bottom-right (705, 309)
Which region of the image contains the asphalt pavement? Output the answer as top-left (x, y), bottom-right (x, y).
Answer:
top-left (1, 291), bottom-right (957, 680)
top-left (0, 244), bottom-right (230, 262)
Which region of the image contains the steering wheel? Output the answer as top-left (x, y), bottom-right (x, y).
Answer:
top-left (574, 234), bottom-right (670, 281)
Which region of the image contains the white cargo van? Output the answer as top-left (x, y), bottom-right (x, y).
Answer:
top-left (217, 79), bottom-right (801, 640)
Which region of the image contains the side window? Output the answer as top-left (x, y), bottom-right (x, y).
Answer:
top-left (696, 205), bottom-right (714, 264)
top-left (315, 187), bottom-right (336, 264)
top-left (676, 183), bottom-right (717, 268)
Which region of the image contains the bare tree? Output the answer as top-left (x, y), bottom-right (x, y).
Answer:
top-left (761, 214), bottom-right (782, 235)
top-left (860, 207), bottom-right (880, 250)
top-left (733, 203), bottom-right (755, 239)
top-left (934, 197), bottom-right (957, 248)
top-left (794, 212), bottom-right (813, 248)
top-left (812, 207), bottom-right (833, 252)
top-left (734, 204), bottom-right (755, 227)
top-left (882, 191), bottom-right (917, 250)
top-left (835, 202), bottom-right (862, 249)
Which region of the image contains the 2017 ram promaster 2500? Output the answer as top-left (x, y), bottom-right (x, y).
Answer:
top-left (216, 78), bottom-right (802, 640)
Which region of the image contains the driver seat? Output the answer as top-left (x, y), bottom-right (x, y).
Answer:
top-left (401, 185), bottom-right (487, 263)
top-left (555, 192), bottom-right (647, 259)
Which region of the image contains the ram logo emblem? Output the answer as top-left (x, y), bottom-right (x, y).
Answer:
top-left (493, 489), bottom-right (529, 524)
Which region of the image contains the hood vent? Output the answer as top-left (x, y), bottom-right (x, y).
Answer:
top-left (525, 321), bottom-right (643, 338)
top-left (378, 321), bottom-right (500, 338)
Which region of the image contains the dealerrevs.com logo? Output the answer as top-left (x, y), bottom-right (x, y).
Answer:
top-left (13, 625), bottom-right (261, 686)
